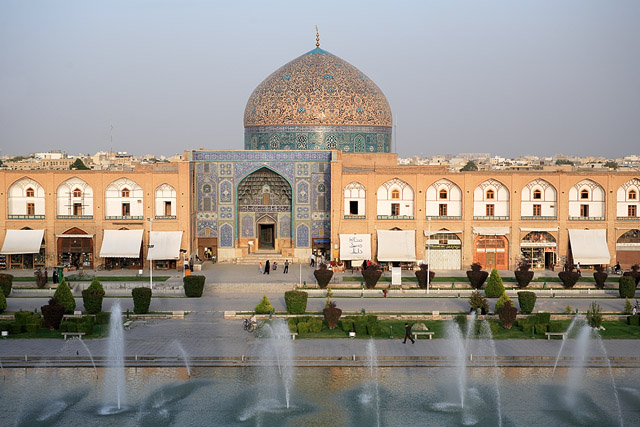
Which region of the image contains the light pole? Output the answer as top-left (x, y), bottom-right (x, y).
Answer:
top-left (147, 217), bottom-right (154, 290)
top-left (427, 216), bottom-right (431, 294)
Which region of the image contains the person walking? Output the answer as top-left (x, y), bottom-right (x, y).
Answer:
top-left (264, 259), bottom-right (270, 275)
top-left (283, 259), bottom-right (289, 274)
top-left (576, 262), bottom-right (581, 277)
top-left (52, 269), bottom-right (58, 284)
top-left (310, 253), bottom-right (315, 267)
top-left (403, 323), bottom-right (415, 344)
top-left (259, 262), bottom-right (263, 274)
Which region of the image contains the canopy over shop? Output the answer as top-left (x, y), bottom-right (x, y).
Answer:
top-left (568, 229), bottom-right (611, 266)
top-left (376, 230), bottom-right (416, 266)
top-left (0, 229), bottom-right (45, 269)
top-left (99, 229), bottom-right (143, 269)
top-left (147, 231), bottom-right (183, 269)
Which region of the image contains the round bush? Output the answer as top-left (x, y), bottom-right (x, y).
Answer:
top-left (183, 275), bottom-right (206, 297)
top-left (284, 290), bottom-right (308, 314)
top-left (87, 278), bottom-right (105, 292)
top-left (517, 291), bottom-right (537, 314)
top-left (52, 279), bottom-right (76, 314)
top-left (485, 269), bottom-right (505, 298)
top-left (82, 288), bottom-right (105, 314)
top-left (0, 273), bottom-right (14, 297)
top-left (619, 276), bottom-right (636, 299)
top-left (254, 294), bottom-right (274, 314)
top-left (132, 287), bottom-right (152, 314)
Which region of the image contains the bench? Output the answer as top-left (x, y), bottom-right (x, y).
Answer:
top-left (290, 332), bottom-right (298, 341)
top-left (545, 332), bottom-right (567, 340)
top-left (412, 331), bottom-right (434, 340)
top-left (62, 332), bottom-right (85, 340)
top-left (123, 320), bottom-right (133, 330)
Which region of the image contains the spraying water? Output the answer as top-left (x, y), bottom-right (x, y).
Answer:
top-left (263, 320), bottom-right (295, 409)
top-left (172, 340), bottom-right (191, 377)
top-left (75, 338), bottom-right (98, 379)
top-left (101, 300), bottom-right (126, 413)
top-left (565, 323), bottom-right (591, 409)
top-left (552, 316), bottom-right (582, 375)
top-left (366, 338), bottom-right (381, 427)
top-left (594, 331), bottom-right (624, 427)
top-left (479, 320), bottom-right (503, 427)
top-left (445, 320), bottom-right (467, 409)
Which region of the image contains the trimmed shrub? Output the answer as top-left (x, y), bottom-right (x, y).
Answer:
top-left (368, 324), bottom-right (384, 337)
top-left (593, 265), bottom-right (608, 290)
top-left (288, 318), bottom-right (298, 332)
top-left (82, 288), bottom-right (105, 314)
top-left (183, 275), bottom-right (206, 297)
top-left (514, 262), bottom-right (534, 289)
top-left (254, 294), bottom-right (274, 314)
top-left (34, 269), bottom-right (48, 289)
top-left (558, 268), bottom-right (580, 289)
top-left (285, 290), bottom-right (308, 314)
top-left (517, 291), bottom-right (537, 314)
top-left (624, 298), bottom-right (633, 315)
top-left (497, 300), bottom-right (517, 329)
top-left (415, 264), bottom-right (436, 289)
top-left (0, 273), bottom-right (13, 297)
top-left (323, 301), bottom-right (342, 329)
top-left (77, 322), bottom-right (94, 334)
top-left (468, 291), bottom-right (489, 313)
top-left (25, 320), bottom-right (41, 333)
top-left (87, 277), bottom-right (105, 292)
top-left (41, 299), bottom-right (65, 330)
top-left (485, 269), bottom-right (505, 298)
top-left (313, 263), bottom-right (333, 289)
top-left (354, 320), bottom-right (368, 336)
top-left (548, 322), bottom-right (564, 333)
top-left (9, 323), bottom-right (23, 334)
top-left (15, 311), bottom-right (33, 324)
top-left (96, 311), bottom-right (111, 325)
top-left (309, 318), bottom-right (323, 333)
top-left (362, 265), bottom-right (382, 289)
top-left (628, 315), bottom-right (640, 326)
top-left (132, 287), bottom-right (152, 314)
top-left (0, 289), bottom-right (6, 313)
top-left (534, 324), bottom-right (548, 334)
top-left (467, 263), bottom-right (489, 290)
top-left (619, 276), bottom-right (636, 298)
top-left (53, 279), bottom-right (76, 314)
top-left (297, 322), bottom-right (309, 334)
top-left (587, 301), bottom-right (603, 329)
top-left (623, 264), bottom-right (640, 286)
top-left (340, 319), bottom-right (355, 333)
top-left (537, 312), bottom-right (551, 324)
top-left (495, 293), bottom-right (511, 311)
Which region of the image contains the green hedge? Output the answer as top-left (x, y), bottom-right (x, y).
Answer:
top-left (521, 324), bottom-right (534, 335)
top-left (53, 279), bottom-right (76, 314)
top-left (619, 276), bottom-right (636, 299)
top-left (628, 315), bottom-right (640, 326)
top-left (132, 287), bottom-right (152, 314)
top-left (0, 273), bottom-right (13, 297)
top-left (96, 311), bottom-right (111, 325)
top-left (534, 324), bottom-right (548, 334)
top-left (183, 275), bottom-right (206, 297)
top-left (485, 269), bottom-right (505, 298)
top-left (517, 291), bottom-right (537, 314)
top-left (548, 322), bottom-right (564, 333)
top-left (340, 319), bottom-right (354, 332)
top-left (537, 312), bottom-right (551, 324)
top-left (284, 290), bottom-right (308, 314)
top-left (82, 288), bottom-right (105, 314)
top-left (0, 290), bottom-right (6, 313)
top-left (9, 323), bottom-right (23, 334)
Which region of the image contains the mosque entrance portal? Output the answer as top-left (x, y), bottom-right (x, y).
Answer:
top-left (259, 224), bottom-right (275, 250)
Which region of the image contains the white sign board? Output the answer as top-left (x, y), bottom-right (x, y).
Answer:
top-left (339, 234), bottom-right (372, 261)
top-left (391, 267), bottom-right (402, 286)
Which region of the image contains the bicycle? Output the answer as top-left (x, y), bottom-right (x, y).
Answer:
top-left (243, 318), bottom-right (256, 333)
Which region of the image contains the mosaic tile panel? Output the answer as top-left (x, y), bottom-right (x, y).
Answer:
top-left (219, 180), bottom-right (233, 204)
top-left (279, 214), bottom-right (291, 238)
top-left (192, 150), bottom-right (332, 162)
top-left (220, 206), bottom-right (233, 219)
top-left (296, 223), bottom-right (310, 248)
top-left (297, 181), bottom-right (309, 204)
top-left (241, 214), bottom-right (254, 238)
top-left (296, 206), bottom-right (310, 220)
top-left (220, 223), bottom-right (233, 247)
top-left (311, 220), bottom-right (330, 238)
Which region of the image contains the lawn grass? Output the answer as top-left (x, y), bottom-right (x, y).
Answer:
top-left (341, 275), bottom-right (620, 283)
top-left (4, 323), bottom-right (110, 339)
top-left (9, 275), bottom-right (170, 284)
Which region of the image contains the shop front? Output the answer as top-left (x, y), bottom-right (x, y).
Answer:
top-left (615, 229), bottom-right (640, 269)
top-left (57, 228), bottom-right (94, 270)
top-left (99, 229), bottom-right (143, 270)
top-left (0, 229), bottom-right (46, 270)
top-left (376, 229), bottom-right (416, 268)
top-left (519, 230), bottom-right (557, 270)
top-left (425, 229), bottom-right (462, 270)
top-left (147, 231), bottom-right (183, 270)
top-left (568, 229), bottom-right (611, 267)
top-left (472, 227), bottom-right (509, 270)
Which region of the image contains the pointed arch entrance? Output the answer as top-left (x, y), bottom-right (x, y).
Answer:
top-left (237, 167), bottom-right (292, 252)
top-left (57, 227), bottom-right (94, 269)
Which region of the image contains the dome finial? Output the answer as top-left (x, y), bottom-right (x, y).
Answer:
top-left (315, 25), bottom-right (320, 48)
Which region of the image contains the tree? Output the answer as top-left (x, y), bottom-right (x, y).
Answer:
top-left (604, 161), bottom-right (618, 169)
top-left (460, 160), bottom-right (478, 171)
top-left (70, 158), bottom-right (90, 170)
top-left (485, 269), bottom-right (505, 298)
top-left (555, 159), bottom-right (574, 166)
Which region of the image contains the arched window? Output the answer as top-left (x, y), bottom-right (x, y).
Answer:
top-left (26, 188), bottom-right (34, 197)
top-left (391, 189), bottom-right (400, 199)
top-left (121, 188), bottom-right (130, 198)
top-left (580, 189), bottom-right (589, 199)
top-left (486, 189), bottom-right (495, 200)
top-left (533, 189), bottom-right (542, 200)
top-left (629, 190), bottom-right (637, 200)
top-left (73, 188), bottom-right (82, 197)
top-left (439, 189), bottom-right (448, 199)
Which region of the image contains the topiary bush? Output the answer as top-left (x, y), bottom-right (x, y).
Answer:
top-left (558, 265), bottom-right (580, 289)
top-left (628, 315), bottom-right (640, 326)
top-left (34, 269), bottom-right (48, 289)
top-left (495, 293), bottom-right (511, 311)
top-left (52, 279), bottom-right (76, 314)
top-left (485, 269), bottom-right (505, 298)
top-left (587, 301), bottom-right (602, 328)
top-left (362, 264), bottom-right (382, 289)
top-left (623, 264), bottom-right (640, 286)
top-left (497, 300), bottom-right (517, 329)
top-left (415, 264), bottom-right (436, 289)
top-left (0, 273), bottom-right (14, 297)
top-left (467, 263), bottom-right (489, 289)
top-left (514, 261), bottom-right (534, 289)
top-left (534, 324), bottom-right (548, 334)
top-left (132, 287), bottom-right (152, 314)
top-left (254, 294), bottom-right (274, 314)
top-left (548, 322), bottom-right (564, 333)
top-left (183, 275), bottom-right (206, 297)
top-left (285, 290), bottom-right (308, 314)
top-left (593, 265), bottom-right (608, 290)
top-left (313, 263), bottom-right (333, 289)
top-left (0, 288), bottom-right (6, 313)
top-left (340, 319), bottom-right (354, 333)
top-left (82, 287), bottom-right (105, 314)
top-left (87, 277), bottom-right (105, 292)
top-left (619, 276), bottom-right (636, 298)
top-left (323, 301), bottom-right (342, 330)
top-left (517, 291), bottom-right (537, 314)
top-left (41, 298), bottom-right (65, 330)
top-left (468, 291), bottom-right (489, 313)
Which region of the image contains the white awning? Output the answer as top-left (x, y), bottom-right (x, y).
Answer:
top-left (147, 231), bottom-right (183, 260)
top-left (377, 230), bottom-right (416, 262)
top-left (99, 229), bottom-right (143, 258)
top-left (520, 227), bottom-right (559, 232)
top-left (1, 229), bottom-right (44, 254)
top-left (339, 234), bottom-right (371, 261)
top-left (568, 229), bottom-right (611, 265)
top-left (424, 230), bottom-right (463, 236)
top-left (473, 227), bottom-right (510, 235)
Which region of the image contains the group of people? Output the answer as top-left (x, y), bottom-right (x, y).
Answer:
top-left (309, 253), bottom-right (326, 267)
top-left (259, 259), bottom-right (289, 274)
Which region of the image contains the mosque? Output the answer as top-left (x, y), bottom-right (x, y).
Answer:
top-left (1, 33), bottom-right (640, 272)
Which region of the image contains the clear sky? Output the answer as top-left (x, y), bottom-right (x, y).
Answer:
top-left (1, 0), bottom-right (639, 158)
